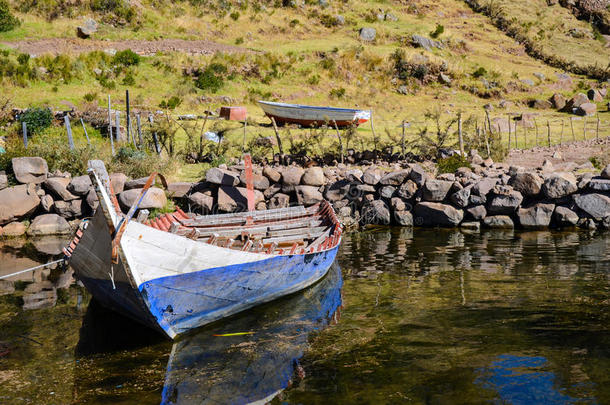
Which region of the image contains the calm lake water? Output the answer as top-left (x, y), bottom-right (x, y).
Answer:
top-left (0, 228), bottom-right (608, 404)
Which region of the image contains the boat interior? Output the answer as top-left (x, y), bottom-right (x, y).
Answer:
top-left (138, 201), bottom-right (342, 256)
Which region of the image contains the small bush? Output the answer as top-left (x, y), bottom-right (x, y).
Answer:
top-left (437, 155), bottom-right (470, 174)
top-left (0, 0), bottom-right (20, 32)
top-left (235, 37), bottom-right (244, 45)
top-left (472, 66), bottom-right (487, 78)
top-left (113, 49), bottom-right (140, 66)
top-left (83, 92), bottom-right (97, 102)
top-left (430, 24), bottom-right (444, 38)
top-left (121, 72), bottom-right (136, 85)
top-left (308, 74), bottom-right (320, 85)
top-left (229, 11), bottom-right (240, 20)
top-left (329, 87), bottom-right (346, 98)
top-left (194, 63), bottom-right (227, 93)
top-left (320, 57), bottom-right (335, 70)
top-left (159, 96), bottom-right (182, 110)
top-left (19, 108), bottom-right (54, 135)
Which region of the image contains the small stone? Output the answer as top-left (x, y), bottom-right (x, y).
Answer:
top-left (394, 211), bottom-right (413, 226)
top-left (167, 182), bottom-right (194, 198)
top-left (422, 179), bottom-right (453, 202)
top-left (68, 175), bottom-right (92, 196)
top-left (379, 185), bottom-right (396, 199)
top-left (359, 27), bottom-right (376, 41)
top-left (508, 172), bottom-right (543, 197)
top-left (77, 18), bottom-right (98, 39)
top-left (263, 167), bottom-right (281, 183)
top-left (600, 164), bottom-right (610, 179)
top-left (488, 190), bottom-right (523, 215)
top-left (45, 177), bottom-right (79, 201)
top-left (397, 180), bottom-right (418, 199)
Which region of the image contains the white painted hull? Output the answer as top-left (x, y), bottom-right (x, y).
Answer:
top-left (258, 100), bottom-right (371, 127)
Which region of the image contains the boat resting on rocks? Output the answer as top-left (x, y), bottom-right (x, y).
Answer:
top-left (258, 100), bottom-right (371, 128)
top-left (68, 160), bottom-right (342, 339)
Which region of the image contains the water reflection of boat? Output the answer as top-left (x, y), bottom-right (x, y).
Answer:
top-left (162, 263), bottom-right (342, 404)
top-left (76, 264), bottom-right (342, 404)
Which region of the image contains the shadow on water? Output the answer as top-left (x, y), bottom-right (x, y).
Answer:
top-left (74, 263), bottom-right (343, 404)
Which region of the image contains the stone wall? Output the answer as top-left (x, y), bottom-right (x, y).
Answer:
top-left (1, 155), bottom-right (610, 237)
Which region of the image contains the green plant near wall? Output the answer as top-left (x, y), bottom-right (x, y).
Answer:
top-left (0, 0), bottom-right (20, 32)
top-left (18, 108), bottom-right (54, 135)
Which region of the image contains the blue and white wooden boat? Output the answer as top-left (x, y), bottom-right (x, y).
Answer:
top-left (69, 161), bottom-right (342, 339)
top-left (258, 100), bottom-right (371, 128)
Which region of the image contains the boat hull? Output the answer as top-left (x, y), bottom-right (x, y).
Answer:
top-left (258, 100), bottom-right (370, 128)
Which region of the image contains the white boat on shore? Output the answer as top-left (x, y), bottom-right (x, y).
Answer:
top-left (258, 100), bottom-right (371, 128)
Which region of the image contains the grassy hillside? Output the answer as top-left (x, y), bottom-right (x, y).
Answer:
top-left (0, 0), bottom-right (608, 178)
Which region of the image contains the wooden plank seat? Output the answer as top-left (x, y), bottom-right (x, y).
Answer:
top-left (179, 205), bottom-right (319, 228)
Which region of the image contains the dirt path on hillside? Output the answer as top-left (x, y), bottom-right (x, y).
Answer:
top-left (1, 38), bottom-right (248, 56)
top-left (505, 137), bottom-right (610, 168)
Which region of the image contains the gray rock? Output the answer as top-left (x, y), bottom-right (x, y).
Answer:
top-left (394, 211), bottom-right (413, 226)
top-left (461, 221), bottom-right (480, 231)
top-left (263, 167), bottom-right (281, 183)
top-left (390, 197), bottom-right (408, 212)
top-left (2, 221), bottom-right (27, 236)
top-left (167, 182), bottom-right (194, 198)
top-left (281, 166), bottom-right (305, 186)
top-left (379, 185), bottom-right (396, 199)
top-left (601, 164), bottom-right (610, 179)
top-left (450, 186), bottom-right (471, 208)
top-left (239, 171), bottom-right (270, 190)
top-left (409, 165), bottom-right (428, 186)
top-left (295, 185), bottom-right (324, 206)
top-left (411, 35), bottom-right (443, 51)
top-left (587, 89), bottom-right (603, 102)
top-left (123, 176), bottom-right (150, 190)
top-left (413, 202), bottom-right (463, 227)
top-left (573, 193), bottom-right (610, 220)
top-left (472, 177), bottom-right (498, 197)
top-left (0, 171), bottom-right (7, 190)
top-left (550, 93), bottom-right (567, 110)
top-left (217, 186), bottom-right (264, 212)
top-left (54, 200), bottom-right (83, 219)
top-left (553, 206), bottom-right (579, 226)
top-left (119, 187), bottom-right (167, 210)
top-left (356, 184), bottom-right (376, 194)
top-left (542, 172), bottom-right (578, 199)
top-left (509, 172), bottom-right (543, 197)
top-left (517, 203), bottom-right (555, 228)
top-left (359, 27), bottom-right (376, 41)
top-left (361, 200), bottom-right (391, 225)
top-left (27, 214), bottom-right (71, 236)
top-left (86, 188), bottom-right (98, 211)
top-left (109, 173), bottom-right (127, 194)
top-left (588, 178), bottom-right (610, 191)
top-left (263, 183), bottom-right (282, 199)
top-left (77, 18), bottom-right (98, 38)
top-left (0, 184), bottom-right (41, 225)
top-left (268, 193), bottom-right (290, 209)
top-left (362, 168), bottom-right (381, 185)
top-left (575, 103), bottom-right (596, 116)
top-left (206, 168), bottom-right (240, 186)
top-left (422, 179), bottom-right (453, 202)
top-left (301, 167), bottom-right (325, 186)
top-left (488, 190), bottom-right (523, 215)
top-left (344, 169), bottom-right (364, 183)
top-left (483, 215), bottom-right (514, 228)
top-left (439, 73), bottom-right (452, 85)
top-left (466, 205), bottom-right (487, 220)
top-left (578, 173), bottom-right (593, 189)
top-left (397, 180), bottom-right (418, 199)
top-left (45, 177), bottom-right (79, 201)
top-left (380, 169), bottom-right (411, 186)
top-left (68, 175), bottom-right (92, 196)
top-left (325, 179), bottom-right (351, 202)
top-left (188, 192), bottom-right (213, 211)
top-left (40, 194), bottom-right (54, 212)
top-left (568, 93), bottom-right (589, 108)
top-left (12, 157), bottom-right (48, 184)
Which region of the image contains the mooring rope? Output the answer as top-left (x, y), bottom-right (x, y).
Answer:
top-left (0, 258), bottom-right (65, 281)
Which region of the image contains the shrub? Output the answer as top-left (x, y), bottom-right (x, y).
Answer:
top-left (83, 92), bottom-right (97, 102)
top-left (0, 0), bottom-right (19, 32)
top-left (113, 49), bottom-right (140, 66)
top-left (194, 63), bottom-right (227, 93)
top-left (234, 37), bottom-right (244, 45)
top-left (437, 155), bottom-right (470, 174)
top-left (19, 108), bottom-right (54, 135)
top-left (159, 96), bottom-right (182, 110)
top-left (430, 24), bottom-right (444, 38)
top-left (472, 66), bottom-right (487, 78)
top-left (90, 0), bottom-right (136, 23)
top-left (121, 72), bottom-right (136, 85)
top-left (329, 87), bottom-right (346, 98)
top-left (229, 11), bottom-right (240, 20)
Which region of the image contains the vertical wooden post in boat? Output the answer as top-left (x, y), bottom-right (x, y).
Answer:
top-left (243, 154), bottom-right (255, 213)
top-left (64, 115), bottom-right (75, 150)
top-left (458, 112), bottom-right (464, 157)
top-left (270, 116), bottom-right (283, 156)
top-left (125, 90), bottom-right (131, 144)
top-left (149, 114), bottom-right (161, 155)
top-left (332, 120), bottom-right (344, 164)
top-left (107, 95), bottom-right (115, 155)
top-left (80, 118), bottom-right (90, 146)
top-left (401, 120), bottom-right (406, 158)
top-left (115, 111), bottom-right (121, 142)
top-left (570, 117), bottom-right (575, 141)
top-left (22, 122), bottom-right (27, 148)
top-left (136, 113), bottom-right (143, 148)
top-left (534, 118), bottom-right (539, 147)
top-left (242, 118), bottom-right (247, 153)
top-left (546, 120), bottom-right (551, 147)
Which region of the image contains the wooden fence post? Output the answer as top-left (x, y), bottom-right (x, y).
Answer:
top-left (559, 120), bottom-right (564, 145)
top-left (107, 95), bottom-right (115, 155)
top-left (546, 120), bottom-right (551, 147)
top-left (370, 112), bottom-right (378, 152)
top-left (115, 111), bottom-right (121, 142)
top-left (332, 120), bottom-right (344, 164)
top-left (596, 114), bottom-right (600, 140)
top-left (80, 118), bottom-right (90, 146)
top-left (583, 119), bottom-right (587, 140)
top-left (64, 115), bottom-right (75, 150)
top-left (270, 116), bottom-right (284, 156)
top-left (570, 117), bottom-right (575, 142)
top-left (401, 120), bottom-right (406, 158)
top-left (523, 121), bottom-right (527, 149)
top-left (136, 114), bottom-right (143, 148)
top-left (534, 118), bottom-right (539, 147)
top-left (148, 114), bottom-right (161, 155)
top-left (125, 90), bottom-right (131, 144)
top-left (507, 115), bottom-right (512, 150)
top-left (198, 110), bottom-right (210, 157)
top-left (22, 122), bottom-right (27, 148)
top-left (458, 112), bottom-right (464, 157)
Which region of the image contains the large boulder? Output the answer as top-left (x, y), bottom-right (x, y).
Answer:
top-left (359, 27), bottom-right (376, 41)
top-left (517, 203), bottom-right (555, 228)
top-left (86, 188), bottom-right (98, 211)
top-left (206, 168), bottom-right (240, 186)
top-left (44, 177), bottom-right (79, 201)
top-left (301, 167), bottom-right (325, 186)
top-left (0, 184), bottom-right (41, 225)
top-left (466, 205), bottom-right (487, 220)
top-left (27, 214), bottom-right (71, 236)
top-left (450, 186), bottom-right (471, 208)
top-left (553, 206), bottom-right (579, 226)
top-left (2, 221), bottom-right (27, 236)
top-left (483, 215), bottom-right (514, 228)
top-left (542, 173), bottom-right (578, 199)
top-left (422, 180), bottom-right (453, 202)
top-left (394, 211), bottom-right (413, 226)
top-left (397, 180), bottom-right (418, 199)
top-left (411, 34), bottom-right (443, 51)
top-left (188, 192), bottom-right (213, 211)
top-left (509, 172), bottom-right (543, 197)
top-left (362, 168), bottom-right (381, 185)
top-left (472, 177), bottom-right (498, 197)
top-left (0, 171), bottom-right (7, 190)
top-left (54, 200), bottom-right (83, 219)
top-left (575, 103), bottom-right (597, 117)
top-left (217, 186), bottom-right (264, 212)
top-left (263, 167), bottom-right (281, 183)
top-left (109, 173), bottom-right (128, 194)
top-left (380, 169), bottom-right (411, 186)
top-left (12, 157), bottom-right (48, 184)
top-left (324, 179), bottom-right (351, 202)
top-left (295, 185), bottom-right (324, 206)
top-left (67, 175), bottom-right (92, 196)
top-left (378, 185), bottom-right (396, 199)
top-left (268, 193), bottom-right (291, 209)
top-left (76, 18), bottom-right (98, 39)
top-left (167, 182), bottom-right (193, 198)
top-left (119, 187), bottom-right (167, 210)
top-left (361, 200), bottom-right (391, 225)
top-left (40, 194), bottom-right (54, 212)
top-left (239, 171), bottom-right (270, 190)
top-left (409, 165), bottom-right (427, 186)
top-left (487, 190), bottom-right (523, 215)
top-left (281, 166), bottom-right (305, 186)
top-left (588, 178), bottom-right (610, 192)
top-left (573, 193), bottom-right (610, 220)
top-left (601, 164), bottom-right (610, 180)
top-left (413, 202), bottom-right (463, 227)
